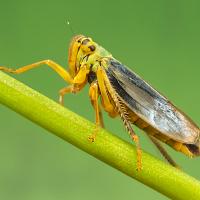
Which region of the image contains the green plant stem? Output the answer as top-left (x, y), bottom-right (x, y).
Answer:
top-left (0, 71), bottom-right (200, 200)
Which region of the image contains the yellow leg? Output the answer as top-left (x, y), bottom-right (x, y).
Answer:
top-left (88, 81), bottom-right (104, 142)
top-left (131, 134), bottom-right (142, 171)
top-left (0, 60), bottom-right (90, 106)
top-left (0, 59), bottom-right (73, 84)
top-left (73, 64), bottom-right (89, 84)
top-left (59, 85), bottom-right (74, 105)
top-left (89, 81), bottom-right (101, 126)
top-left (99, 66), bottom-right (142, 171)
top-left (58, 64), bottom-right (89, 104)
top-left (59, 81), bottom-right (87, 105)
top-left (96, 68), bottom-right (118, 117)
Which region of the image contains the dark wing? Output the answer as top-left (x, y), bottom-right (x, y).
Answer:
top-left (105, 58), bottom-right (199, 144)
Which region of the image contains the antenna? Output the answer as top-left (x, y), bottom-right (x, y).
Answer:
top-left (67, 20), bottom-right (75, 35)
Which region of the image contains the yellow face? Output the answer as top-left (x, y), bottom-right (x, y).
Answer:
top-left (68, 35), bottom-right (97, 77)
top-left (78, 37), bottom-right (96, 53)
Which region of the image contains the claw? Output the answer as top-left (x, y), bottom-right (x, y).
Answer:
top-left (88, 133), bottom-right (96, 143)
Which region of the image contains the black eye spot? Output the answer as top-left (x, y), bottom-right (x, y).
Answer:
top-left (82, 38), bottom-right (90, 45)
top-left (89, 45), bottom-right (95, 51)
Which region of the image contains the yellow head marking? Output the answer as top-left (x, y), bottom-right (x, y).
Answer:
top-left (79, 37), bottom-right (96, 53)
top-left (68, 35), bottom-right (96, 77)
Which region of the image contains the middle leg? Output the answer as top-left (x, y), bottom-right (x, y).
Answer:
top-left (88, 81), bottom-right (104, 142)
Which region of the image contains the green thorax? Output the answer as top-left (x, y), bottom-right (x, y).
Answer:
top-left (96, 43), bottom-right (112, 57)
top-left (87, 42), bottom-right (112, 72)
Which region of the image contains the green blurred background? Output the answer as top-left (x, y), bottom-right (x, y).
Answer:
top-left (0, 0), bottom-right (200, 199)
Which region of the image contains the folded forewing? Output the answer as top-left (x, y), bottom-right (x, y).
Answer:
top-left (105, 59), bottom-right (199, 144)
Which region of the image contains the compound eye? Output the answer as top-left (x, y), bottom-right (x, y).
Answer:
top-left (89, 45), bottom-right (96, 51)
top-left (81, 38), bottom-right (96, 53)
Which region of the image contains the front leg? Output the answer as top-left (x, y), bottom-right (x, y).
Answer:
top-left (58, 64), bottom-right (90, 105)
top-left (0, 60), bottom-right (73, 84)
top-left (59, 85), bottom-right (75, 105)
top-left (59, 82), bottom-right (86, 105)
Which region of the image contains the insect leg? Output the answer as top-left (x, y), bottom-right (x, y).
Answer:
top-left (88, 81), bottom-right (104, 142)
top-left (96, 68), bottom-right (118, 117)
top-left (147, 135), bottom-right (180, 168)
top-left (59, 84), bottom-right (87, 107)
top-left (73, 64), bottom-right (89, 84)
top-left (0, 60), bottom-right (73, 84)
top-left (97, 67), bottom-right (142, 171)
top-left (59, 84), bottom-right (84, 105)
top-left (59, 64), bottom-right (90, 105)
top-left (89, 81), bottom-right (104, 127)
top-left (59, 85), bottom-right (74, 105)
top-left (0, 60), bottom-right (90, 104)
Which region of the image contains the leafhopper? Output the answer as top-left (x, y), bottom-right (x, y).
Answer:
top-left (1, 35), bottom-right (199, 170)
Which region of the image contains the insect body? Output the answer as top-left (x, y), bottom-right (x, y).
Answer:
top-left (1, 35), bottom-right (200, 170)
